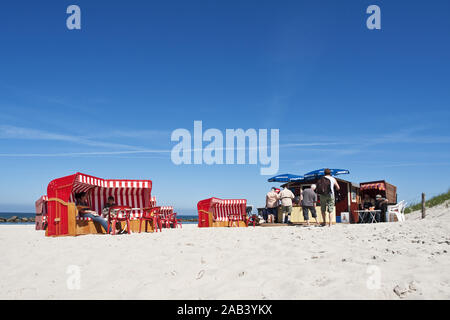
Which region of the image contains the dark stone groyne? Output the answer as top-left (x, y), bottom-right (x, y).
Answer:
top-left (0, 216), bottom-right (35, 223)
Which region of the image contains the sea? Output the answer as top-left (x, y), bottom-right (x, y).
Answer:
top-left (0, 212), bottom-right (199, 225)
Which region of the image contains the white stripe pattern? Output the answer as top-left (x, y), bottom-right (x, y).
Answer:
top-left (212, 199), bottom-right (246, 222)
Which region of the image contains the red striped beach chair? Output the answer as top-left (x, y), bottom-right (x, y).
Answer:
top-left (159, 206), bottom-right (182, 229)
top-left (170, 212), bottom-right (183, 228)
top-left (35, 195), bottom-right (48, 230)
top-left (160, 206), bottom-right (181, 228)
top-left (45, 172), bottom-right (153, 237)
top-left (197, 198), bottom-right (247, 228)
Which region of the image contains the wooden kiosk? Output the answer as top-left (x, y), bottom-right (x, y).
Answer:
top-left (280, 178), bottom-right (361, 224)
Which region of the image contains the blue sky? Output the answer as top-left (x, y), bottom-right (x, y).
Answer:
top-left (0, 0), bottom-right (449, 214)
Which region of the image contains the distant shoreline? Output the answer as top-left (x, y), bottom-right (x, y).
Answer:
top-left (0, 212), bottom-right (198, 224)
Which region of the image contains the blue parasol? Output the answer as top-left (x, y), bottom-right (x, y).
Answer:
top-left (267, 173), bottom-right (305, 183)
top-left (303, 168), bottom-right (350, 180)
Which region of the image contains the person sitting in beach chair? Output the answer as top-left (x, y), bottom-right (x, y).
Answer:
top-left (101, 196), bottom-right (117, 218)
top-left (374, 194), bottom-right (388, 222)
top-left (362, 194), bottom-right (375, 209)
top-left (75, 192), bottom-right (109, 233)
top-left (360, 194), bottom-right (375, 223)
top-left (101, 196), bottom-right (125, 234)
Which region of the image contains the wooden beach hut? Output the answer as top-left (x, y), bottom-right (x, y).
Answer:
top-left (45, 172), bottom-right (154, 237)
top-left (197, 197), bottom-right (248, 227)
top-left (280, 177), bottom-right (361, 224)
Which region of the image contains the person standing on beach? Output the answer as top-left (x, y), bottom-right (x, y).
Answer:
top-left (316, 168), bottom-right (340, 227)
top-left (302, 184), bottom-right (320, 226)
top-left (266, 187), bottom-right (280, 223)
top-left (279, 186), bottom-right (295, 223)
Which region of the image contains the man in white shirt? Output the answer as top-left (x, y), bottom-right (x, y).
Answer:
top-left (318, 168), bottom-right (340, 227)
top-left (265, 187), bottom-right (280, 223)
top-left (279, 187), bottom-right (295, 223)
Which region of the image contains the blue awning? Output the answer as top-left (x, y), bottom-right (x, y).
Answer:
top-left (267, 173), bottom-right (305, 183)
top-left (303, 168), bottom-right (350, 180)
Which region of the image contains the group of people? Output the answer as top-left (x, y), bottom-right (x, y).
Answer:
top-left (265, 186), bottom-right (295, 223)
top-left (75, 192), bottom-right (125, 234)
top-left (360, 193), bottom-right (389, 223)
top-left (265, 168), bottom-right (340, 227)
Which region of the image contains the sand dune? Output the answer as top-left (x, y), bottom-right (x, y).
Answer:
top-left (1, 203), bottom-right (449, 299)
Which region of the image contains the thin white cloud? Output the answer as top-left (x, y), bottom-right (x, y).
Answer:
top-left (0, 125), bottom-right (145, 150)
top-left (0, 144), bottom-right (334, 157)
top-left (0, 150), bottom-right (171, 157)
top-left (88, 129), bottom-right (171, 140)
top-left (0, 138), bottom-right (347, 158)
top-left (1, 125), bottom-right (449, 160)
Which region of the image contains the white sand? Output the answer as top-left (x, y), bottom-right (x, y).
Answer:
top-left (1, 203), bottom-right (449, 300)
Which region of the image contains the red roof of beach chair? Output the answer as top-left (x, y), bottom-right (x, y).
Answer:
top-left (46, 172), bottom-right (152, 236)
top-left (197, 197), bottom-right (247, 227)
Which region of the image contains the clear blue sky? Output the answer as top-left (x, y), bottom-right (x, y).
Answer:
top-left (1, 0), bottom-right (449, 214)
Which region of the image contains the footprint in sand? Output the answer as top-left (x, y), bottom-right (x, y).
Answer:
top-left (196, 270), bottom-right (205, 280)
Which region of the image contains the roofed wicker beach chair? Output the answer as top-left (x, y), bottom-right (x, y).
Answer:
top-left (197, 198), bottom-right (248, 228)
top-left (44, 172), bottom-right (153, 236)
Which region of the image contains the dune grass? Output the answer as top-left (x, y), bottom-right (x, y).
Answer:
top-left (405, 189), bottom-right (450, 213)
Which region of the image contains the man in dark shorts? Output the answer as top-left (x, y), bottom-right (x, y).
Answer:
top-left (302, 184), bottom-right (319, 226)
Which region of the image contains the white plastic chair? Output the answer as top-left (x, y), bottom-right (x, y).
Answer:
top-left (387, 200), bottom-right (407, 222)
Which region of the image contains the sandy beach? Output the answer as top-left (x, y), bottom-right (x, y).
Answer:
top-left (1, 203), bottom-right (449, 300)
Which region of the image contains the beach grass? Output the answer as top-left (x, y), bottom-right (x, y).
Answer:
top-left (405, 188), bottom-right (450, 213)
